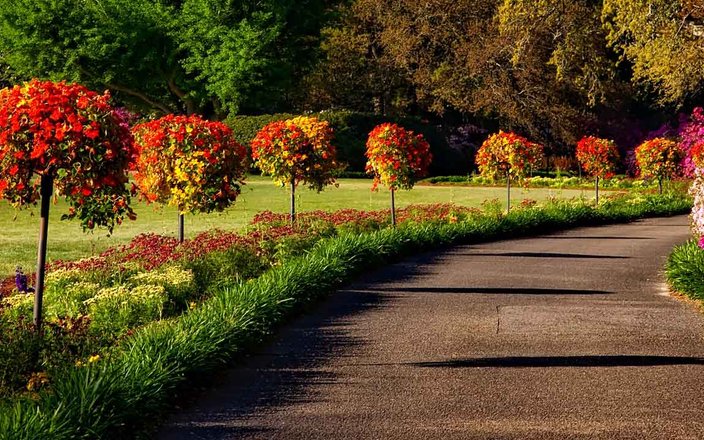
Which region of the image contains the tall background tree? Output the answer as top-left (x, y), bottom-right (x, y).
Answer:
top-left (0, 0), bottom-right (337, 117)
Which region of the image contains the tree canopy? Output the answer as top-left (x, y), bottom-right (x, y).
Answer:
top-left (0, 0), bottom-right (336, 116)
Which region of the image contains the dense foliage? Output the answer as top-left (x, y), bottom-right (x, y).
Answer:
top-left (365, 123), bottom-right (432, 190)
top-left (0, 80), bottom-right (135, 231)
top-left (133, 114), bottom-right (247, 214)
top-left (0, 0), bottom-right (335, 115)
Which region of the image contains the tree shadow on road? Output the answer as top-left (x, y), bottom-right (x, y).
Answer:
top-left (410, 355), bottom-right (704, 369)
top-left (357, 287), bottom-right (613, 295)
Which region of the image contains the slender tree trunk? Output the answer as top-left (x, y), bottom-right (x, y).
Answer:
top-left (390, 188), bottom-right (396, 227)
top-left (506, 173), bottom-right (511, 213)
top-left (658, 177), bottom-right (663, 194)
top-left (595, 175), bottom-right (599, 205)
top-left (290, 177), bottom-right (296, 225)
top-left (178, 211), bottom-right (185, 243)
top-left (34, 174), bottom-right (53, 333)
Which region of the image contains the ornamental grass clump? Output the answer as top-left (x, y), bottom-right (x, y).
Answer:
top-left (365, 123), bottom-right (432, 226)
top-left (133, 114), bottom-right (248, 241)
top-left (575, 136), bottom-right (620, 204)
top-left (634, 137), bottom-right (683, 194)
top-left (251, 116), bottom-right (341, 224)
top-left (475, 131), bottom-right (544, 212)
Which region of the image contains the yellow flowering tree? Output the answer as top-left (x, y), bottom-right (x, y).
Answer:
top-left (251, 116), bottom-right (340, 223)
top-left (133, 114), bottom-right (248, 241)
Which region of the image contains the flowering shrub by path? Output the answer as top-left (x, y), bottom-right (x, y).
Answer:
top-left (634, 138), bottom-right (683, 183)
top-left (575, 136), bottom-right (620, 178)
top-left (365, 123), bottom-right (432, 191)
top-left (0, 79), bottom-right (135, 231)
top-left (251, 116), bottom-right (340, 191)
top-left (476, 131), bottom-right (544, 182)
top-left (133, 114), bottom-right (248, 214)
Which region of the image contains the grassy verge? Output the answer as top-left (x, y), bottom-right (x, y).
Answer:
top-left (0, 192), bottom-right (691, 439)
top-left (666, 240), bottom-right (704, 302)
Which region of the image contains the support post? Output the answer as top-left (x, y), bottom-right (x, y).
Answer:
top-left (390, 188), bottom-right (396, 228)
top-left (34, 174), bottom-right (53, 333)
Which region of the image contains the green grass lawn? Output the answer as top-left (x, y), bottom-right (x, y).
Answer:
top-left (0, 175), bottom-right (590, 275)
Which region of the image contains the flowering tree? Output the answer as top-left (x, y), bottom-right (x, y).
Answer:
top-left (133, 114), bottom-right (248, 241)
top-left (634, 138), bottom-right (682, 194)
top-left (251, 116), bottom-right (340, 224)
top-left (0, 79), bottom-right (135, 330)
top-left (575, 136), bottom-right (620, 204)
top-left (689, 142), bottom-right (704, 248)
top-left (475, 130), bottom-right (544, 211)
top-left (365, 123), bottom-right (432, 226)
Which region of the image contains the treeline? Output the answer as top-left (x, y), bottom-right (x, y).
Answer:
top-left (1, 0), bottom-right (703, 156)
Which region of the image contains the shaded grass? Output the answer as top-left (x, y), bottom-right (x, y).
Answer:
top-left (0, 176), bottom-right (589, 275)
top-left (0, 192), bottom-right (691, 439)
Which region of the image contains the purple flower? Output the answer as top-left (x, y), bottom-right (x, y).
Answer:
top-left (698, 236), bottom-right (704, 250)
top-left (14, 267), bottom-right (34, 293)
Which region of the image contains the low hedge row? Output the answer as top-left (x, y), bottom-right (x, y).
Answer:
top-left (225, 110), bottom-right (468, 175)
top-left (0, 192), bottom-right (691, 439)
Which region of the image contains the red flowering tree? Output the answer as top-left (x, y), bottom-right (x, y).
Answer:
top-left (133, 114), bottom-right (248, 241)
top-left (0, 79), bottom-right (135, 330)
top-left (575, 136), bottom-right (620, 204)
top-left (475, 131), bottom-right (544, 211)
top-left (365, 123), bottom-right (432, 226)
top-left (635, 138), bottom-right (683, 194)
top-left (251, 116), bottom-right (340, 224)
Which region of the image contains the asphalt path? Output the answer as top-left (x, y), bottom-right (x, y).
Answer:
top-left (158, 215), bottom-right (704, 439)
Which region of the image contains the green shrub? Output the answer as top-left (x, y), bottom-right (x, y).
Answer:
top-left (666, 240), bottom-right (704, 300)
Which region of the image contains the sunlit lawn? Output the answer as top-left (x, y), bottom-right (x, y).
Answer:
top-left (0, 175), bottom-right (590, 275)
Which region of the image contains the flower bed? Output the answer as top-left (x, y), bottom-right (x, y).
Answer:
top-left (0, 203), bottom-right (482, 400)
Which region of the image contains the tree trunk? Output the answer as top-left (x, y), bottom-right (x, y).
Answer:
top-left (33, 174), bottom-right (53, 333)
top-left (595, 175), bottom-right (599, 205)
top-left (506, 173), bottom-right (511, 213)
top-left (178, 211), bottom-right (185, 243)
top-left (290, 177), bottom-right (296, 225)
top-left (390, 188), bottom-right (396, 228)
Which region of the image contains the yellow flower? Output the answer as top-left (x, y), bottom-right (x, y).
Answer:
top-left (88, 354), bottom-right (101, 364)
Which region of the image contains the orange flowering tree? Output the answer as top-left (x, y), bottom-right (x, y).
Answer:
top-left (251, 116), bottom-right (340, 223)
top-left (475, 131), bottom-right (544, 211)
top-left (634, 138), bottom-right (682, 194)
top-left (365, 123), bottom-right (432, 226)
top-left (0, 79), bottom-right (135, 330)
top-left (133, 114), bottom-right (248, 241)
top-left (575, 136), bottom-right (620, 204)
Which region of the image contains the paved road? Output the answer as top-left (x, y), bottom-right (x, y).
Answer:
top-left (158, 216), bottom-right (704, 439)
